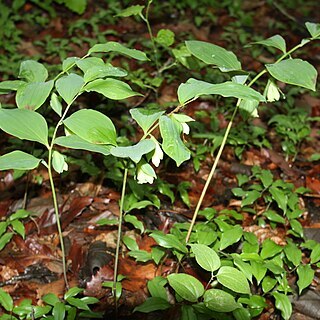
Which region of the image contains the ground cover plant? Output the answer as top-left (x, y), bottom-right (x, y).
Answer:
top-left (0, 1), bottom-right (319, 319)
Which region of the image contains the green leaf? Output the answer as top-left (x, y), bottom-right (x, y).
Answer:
top-left (241, 190), bottom-right (261, 207)
top-left (0, 232), bottom-right (13, 251)
top-left (220, 225), bottom-right (243, 250)
top-left (0, 108), bottom-right (48, 146)
top-left (19, 60), bottom-right (48, 82)
top-left (233, 307), bottom-right (251, 320)
top-left (260, 239), bottom-right (283, 259)
top-left (0, 151), bottom-right (41, 171)
top-left (133, 297), bottom-right (170, 313)
top-left (54, 135), bottom-right (112, 156)
top-left (84, 78), bottom-right (141, 100)
top-left (64, 287), bottom-right (84, 300)
top-left (63, 109), bottom-right (117, 145)
top-left (190, 244), bottom-right (220, 272)
top-left (110, 140), bottom-right (155, 163)
top-left (260, 169), bottom-right (273, 188)
top-left (155, 29), bottom-right (175, 47)
top-left (42, 293), bottom-right (60, 306)
top-left (16, 81), bottom-right (54, 110)
top-left (263, 210), bottom-right (285, 224)
top-left (181, 305), bottom-right (197, 320)
top-left (272, 292), bottom-right (292, 320)
top-left (147, 277), bottom-right (168, 300)
top-left (0, 80), bottom-right (25, 93)
top-left (269, 186), bottom-right (287, 214)
top-left (284, 239), bottom-right (302, 266)
top-left (63, 0), bottom-right (86, 14)
top-left (186, 40), bottom-right (241, 71)
top-left (239, 99), bottom-right (259, 118)
top-left (251, 35), bottom-right (286, 53)
top-left (116, 5), bottom-right (145, 17)
top-left (129, 108), bottom-right (164, 134)
top-left (167, 273), bottom-right (204, 302)
top-left (77, 57), bottom-right (105, 72)
top-left (122, 235), bottom-right (139, 251)
top-left (217, 266), bottom-right (251, 294)
top-left (178, 78), bottom-right (264, 105)
top-left (232, 255), bottom-right (253, 283)
top-left (128, 250), bottom-right (152, 262)
top-left (56, 73), bottom-right (84, 104)
top-left (50, 93), bottom-right (62, 116)
top-left (266, 59), bottom-right (317, 91)
top-left (305, 22), bottom-right (320, 38)
top-left (84, 65), bottom-right (127, 83)
top-left (150, 232), bottom-right (188, 253)
top-left (297, 264), bottom-right (314, 294)
top-left (262, 276), bottom-right (277, 293)
top-left (66, 297), bottom-right (89, 310)
top-left (159, 115), bottom-right (190, 166)
top-left (0, 288), bottom-right (14, 311)
top-left (88, 42), bottom-right (149, 61)
top-left (251, 261), bottom-right (267, 284)
top-left (10, 220), bottom-right (25, 239)
top-left (203, 289), bottom-right (239, 312)
top-left (310, 243), bottom-right (320, 264)
top-left (124, 214), bottom-right (145, 233)
top-left (52, 151), bottom-right (68, 174)
top-left (289, 219), bottom-right (304, 238)
top-left (52, 302), bottom-right (66, 320)
top-left (0, 222), bottom-right (7, 237)
top-left (62, 57), bottom-right (79, 72)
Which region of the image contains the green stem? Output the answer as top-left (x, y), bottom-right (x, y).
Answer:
top-left (113, 167), bottom-right (128, 309)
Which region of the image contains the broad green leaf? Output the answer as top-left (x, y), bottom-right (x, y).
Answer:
top-left (54, 135), bottom-right (112, 156)
top-left (9, 209), bottom-right (31, 220)
top-left (0, 108), bottom-right (48, 146)
top-left (56, 73), bottom-right (84, 104)
top-left (66, 297), bottom-right (89, 310)
top-left (10, 220), bottom-right (25, 238)
top-left (123, 235), bottom-right (139, 251)
top-left (178, 78), bottom-right (264, 105)
top-left (116, 5), bottom-right (144, 17)
top-left (16, 81), bottom-right (54, 110)
top-left (63, 109), bottom-right (117, 145)
top-left (250, 261), bottom-right (267, 284)
top-left (239, 99), bottom-right (259, 119)
top-left (128, 250), bottom-right (152, 262)
top-left (150, 232), bottom-right (188, 253)
top-left (42, 293), bottom-right (60, 306)
top-left (159, 115), bottom-right (190, 166)
top-left (241, 190), bottom-right (261, 207)
top-left (0, 151), bottom-right (41, 171)
top-left (110, 140), bottom-right (155, 163)
top-left (50, 92), bottom-right (62, 116)
top-left (284, 239), bottom-right (301, 266)
top-left (88, 42), bottom-right (149, 61)
top-left (263, 210), bottom-right (285, 224)
top-left (233, 307), bottom-right (251, 320)
top-left (262, 276), bottom-right (277, 293)
top-left (266, 59), bottom-right (317, 91)
top-left (289, 219), bottom-right (304, 238)
top-left (181, 305), bottom-right (197, 320)
top-left (260, 239), bottom-right (283, 259)
top-left (62, 57), bottom-right (79, 72)
top-left (0, 288), bottom-right (14, 311)
top-left (190, 244), bottom-right (221, 272)
top-left (64, 0), bottom-right (86, 14)
top-left (310, 243), bottom-right (320, 264)
top-left (64, 287), bottom-right (84, 300)
top-left (19, 60), bottom-right (48, 82)
top-left (155, 29), bottom-right (175, 47)
top-left (52, 302), bottom-right (66, 320)
top-left (217, 266), bottom-right (250, 294)
top-left (251, 35), bottom-right (286, 53)
top-left (0, 232), bottom-right (13, 251)
top-left (129, 108), bottom-right (164, 134)
top-left (203, 289), bottom-right (239, 312)
top-left (0, 80), bottom-right (25, 93)
top-left (220, 225), bottom-right (243, 250)
top-left (167, 273), bottom-right (204, 302)
top-left (84, 78), bottom-right (141, 100)
top-left (133, 297), bottom-right (170, 313)
top-left (124, 214), bottom-right (145, 233)
top-left (260, 169), bottom-right (273, 188)
top-left (297, 264), bottom-right (314, 294)
top-left (232, 255), bottom-right (253, 283)
top-left (147, 277), bottom-right (168, 300)
top-left (272, 292), bottom-right (292, 320)
top-left (305, 22), bottom-right (320, 39)
top-left (76, 57), bottom-right (105, 73)
top-left (84, 65), bottom-right (127, 83)
top-left (269, 186), bottom-right (287, 214)
top-left (0, 222), bottom-right (7, 237)
top-left (52, 151), bottom-right (68, 173)
top-left (186, 40), bottom-right (241, 71)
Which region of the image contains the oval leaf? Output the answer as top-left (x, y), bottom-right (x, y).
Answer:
top-left (56, 73), bottom-right (84, 104)
top-left (272, 292), bottom-right (292, 320)
top-left (0, 151), bottom-right (41, 171)
top-left (150, 232), bottom-right (188, 253)
top-left (220, 225), bottom-right (243, 250)
top-left (19, 60), bottom-right (48, 82)
top-left (251, 35), bottom-right (286, 53)
top-left (0, 108), bottom-right (48, 146)
top-left (167, 273), bottom-right (204, 302)
top-left (190, 244), bottom-right (221, 272)
top-left (217, 266), bottom-right (251, 294)
top-left (178, 78), bottom-right (265, 105)
top-left (130, 108), bottom-right (164, 134)
top-left (297, 264), bottom-right (314, 294)
top-left (0, 288), bottom-right (14, 311)
top-left (16, 81), bottom-right (54, 110)
top-left (204, 289), bottom-right (239, 312)
top-left (63, 109), bottom-right (117, 145)
top-left (84, 78), bottom-right (141, 100)
top-left (186, 40), bottom-right (241, 71)
top-left (266, 59), bottom-right (317, 91)
top-left (133, 297), bottom-right (170, 313)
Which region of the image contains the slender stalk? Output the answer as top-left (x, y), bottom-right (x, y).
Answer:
top-left (113, 167), bottom-right (128, 312)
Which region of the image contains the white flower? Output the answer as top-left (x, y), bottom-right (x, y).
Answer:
top-left (151, 138), bottom-right (163, 167)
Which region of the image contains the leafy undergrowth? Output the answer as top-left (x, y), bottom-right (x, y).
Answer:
top-left (0, 1), bottom-right (320, 320)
